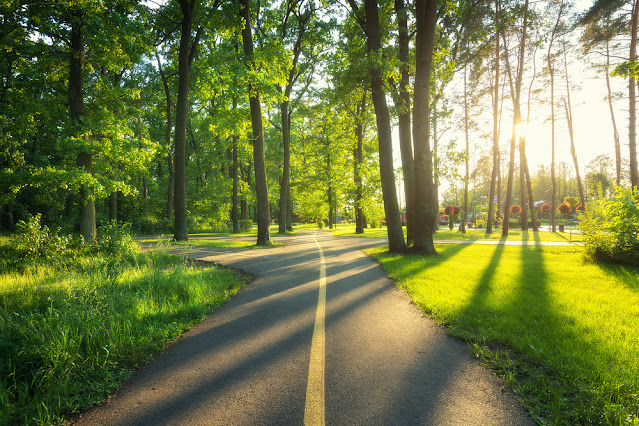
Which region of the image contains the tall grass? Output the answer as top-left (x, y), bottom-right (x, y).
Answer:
top-left (0, 249), bottom-right (248, 424)
top-left (367, 244), bottom-right (639, 424)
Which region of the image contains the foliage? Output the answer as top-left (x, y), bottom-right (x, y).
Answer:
top-left (576, 204), bottom-right (585, 212)
top-left (444, 205), bottom-right (454, 215)
top-left (580, 187), bottom-right (639, 266)
top-left (316, 219), bottom-right (324, 229)
top-left (13, 214), bottom-right (72, 260)
top-left (563, 196), bottom-right (579, 210)
top-left (541, 203), bottom-right (551, 213)
top-left (510, 205), bottom-right (522, 215)
top-left (557, 202), bottom-right (572, 215)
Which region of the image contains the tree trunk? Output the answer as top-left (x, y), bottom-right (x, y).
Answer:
top-left (156, 51), bottom-right (174, 222)
top-left (354, 91), bottom-right (366, 234)
top-left (563, 51), bottom-right (586, 208)
top-left (286, 186), bottom-right (293, 231)
top-left (432, 104), bottom-right (439, 233)
top-left (606, 41), bottom-right (622, 187)
top-left (519, 135), bottom-right (528, 230)
top-left (109, 191), bottom-right (117, 222)
top-left (69, 9), bottom-right (96, 243)
top-left (501, 0), bottom-right (528, 238)
top-left (364, 0), bottom-right (405, 252)
top-left (412, 0), bottom-right (438, 254)
top-left (462, 66), bottom-right (469, 233)
top-left (232, 135), bottom-right (240, 233)
top-left (630, 0), bottom-right (639, 191)
top-left (487, 1), bottom-right (500, 234)
top-left (394, 0), bottom-right (415, 243)
top-left (278, 101), bottom-right (290, 234)
top-left (173, 0), bottom-right (195, 242)
top-left (241, 0), bottom-right (270, 245)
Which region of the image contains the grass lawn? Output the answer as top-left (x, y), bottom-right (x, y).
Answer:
top-left (329, 224), bottom-right (581, 243)
top-left (366, 244), bottom-right (639, 424)
top-left (0, 251), bottom-right (250, 424)
top-left (138, 238), bottom-right (284, 249)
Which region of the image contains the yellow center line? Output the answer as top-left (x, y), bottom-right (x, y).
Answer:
top-left (304, 233), bottom-right (326, 425)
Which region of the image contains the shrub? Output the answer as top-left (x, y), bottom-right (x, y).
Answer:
top-left (541, 203), bottom-right (551, 213)
top-left (316, 219), bottom-right (324, 229)
top-left (453, 206), bottom-right (461, 215)
top-left (238, 219), bottom-right (253, 232)
top-left (13, 214), bottom-right (71, 259)
top-left (580, 187), bottom-right (639, 265)
top-left (476, 219), bottom-right (486, 228)
top-left (576, 204), bottom-right (585, 213)
top-left (510, 205), bottom-right (522, 215)
top-left (95, 221), bottom-right (136, 258)
top-left (557, 203), bottom-right (572, 215)
top-left (444, 205), bottom-right (454, 215)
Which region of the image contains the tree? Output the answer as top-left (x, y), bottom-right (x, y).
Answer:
top-left (347, 0), bottom-right (406, 252)
top-left (240, 0), bottom-right (270, 245)
top-left (412, 0), bottom-right (438, 254)
top-left (486, 0), bottom-right (500, 235)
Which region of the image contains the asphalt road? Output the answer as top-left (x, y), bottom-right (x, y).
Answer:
top-left (74, 231), bottom-right (535, 425)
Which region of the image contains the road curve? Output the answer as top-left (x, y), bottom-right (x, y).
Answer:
top-left (74, 231), bottom-right (534, 425)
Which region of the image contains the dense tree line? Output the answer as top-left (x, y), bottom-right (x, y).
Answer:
top-left (1, 0), bottom-right (638, 250)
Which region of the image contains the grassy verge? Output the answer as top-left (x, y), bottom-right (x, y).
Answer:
top-left (137, 238), bottom-right (284, 249)
top-left (0, 250), bottom-right (250, 424)
top-left (366, 244), bottom-right (639, 424)
top-left (330, 224), bottom-right (581, 243)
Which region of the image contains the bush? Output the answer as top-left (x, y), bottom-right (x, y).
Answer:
top-left (580, 187), bottom-right (639, 265)
top-left (95, 221), bottom-right (136, 258)
top-left (238, 219), bottom-right (253, 232)
top-left (510, 205), bottom-right (522, 215)
top-left (476, 219), bottom-right (486, 228)
top-left (557, 203), bottom-right (572, 215)
top-left (316, 219), bottom-right (324, 229)
top-left (444, 205), bottom-right (454, 215)
top-left (13, 214), bottom-right (72, 259)
top-left (541, 203), bottom-right (551, 213)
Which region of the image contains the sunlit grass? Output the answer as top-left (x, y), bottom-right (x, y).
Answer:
top-left (0, 251), bottom-right (249, 424)
top-left (329, 224), bottom-right (581, 243)
top-left (367, 244), bottom-right (639, 424)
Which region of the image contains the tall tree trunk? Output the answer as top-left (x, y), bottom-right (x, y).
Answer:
top-left (69, 9), bottom-right (96, 243)
top-left (500, 0), bottom-right (528, 238)
top-left (432, 105), bottom-right (439, 234)
top-left (241, 0), bottom-right (270, 245)
top-left (232, 136), bottom-right (240, 233)
top-left (487, 1), bottom-right (500, 234)
top-left (394, 0), bottom-right (415, 243)
top-left (279, 101), bottom-right (290, 234)
top-left (606, 41), bottom-right (622, 187)
top-left (354, 90), bottom-right (366, 234)
top-left (173, 0), bottom-right (195, 242)
top-left (462, 66), bottom-right (469, 233)
top-left (109, 191), bottom-right (117, 222)
top-left (286, 186), bottom-right (293, 231)
top-left (519, 135), bottom-right (528, 230)
top-left (412, 0), bottom-right (438, 254)
top-left (630, 0), bottom-right (639, 191)
top-left (364, 0), bottom-right (405, 252)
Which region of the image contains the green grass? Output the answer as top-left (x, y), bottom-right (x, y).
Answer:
top-left (366, 244), bottom-right (639, 424)
top-left (329, 224), bottom-right (581, 243)
top-left (0, 250), bottom-right (249, 424)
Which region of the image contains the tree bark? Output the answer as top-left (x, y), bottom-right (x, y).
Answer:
top-left (486, 0), bottom-right (500, 234)
top-left (279, 101), bottom-right (291, 234)
top-left (412, 0), bottom-right (438, 254)
top-left (173, 0), bottom-right (195, 242)
top-left (232, 135), bottom-right (240, 233)
top-left (69, 8), bottom-right (96, 243)
top-left (630, 0), bottom-right (639, 191)
top-left (240, 0), bottom-right (270, 245)
top-left (462, 66), bottom-right (469, 233)
top-left (364, 0), bottom-right (405, 252)
top-left (354, 90), bottom-right (366, 234)
top-left (109, 191), bottom-right (117, 222)
top-left (155, 51), bottom-right (174, 222)
top-left (606, 41), bottom-right (622, 187)
top-left (394, 0), bottom-right (415, 243)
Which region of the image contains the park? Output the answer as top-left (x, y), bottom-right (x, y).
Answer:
top-left (1, 0), bottom-right (639, 424)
